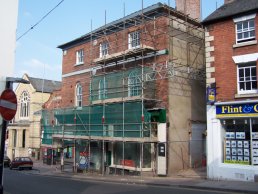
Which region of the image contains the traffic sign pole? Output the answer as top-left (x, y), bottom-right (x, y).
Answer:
top-left (0, 81), bottom-right (11, 194)
top-left (0, 78), bottom-right (29, 194)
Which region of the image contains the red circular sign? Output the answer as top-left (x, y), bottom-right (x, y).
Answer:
top-left (0, 89), bottom-right (17, 121)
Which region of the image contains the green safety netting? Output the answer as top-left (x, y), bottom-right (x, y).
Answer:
top-left (90, 67), bottom-right (154, 101)
top-left (41, 101), bottom-right (151, 145)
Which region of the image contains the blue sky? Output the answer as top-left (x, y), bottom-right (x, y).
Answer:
top-left (15, 0), bottom-right (224, 81)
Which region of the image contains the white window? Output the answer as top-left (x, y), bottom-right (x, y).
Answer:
top-left (236, 19), bottom-right (255, 43)
top-left (234, 14), bottom-right (256, 44)
top-left (100, 42), bottom-right (109, 58)
top-left (237, 62), bottom-right (257, 94)
top-left (76, 49), bottom-right (84, 64)
top-left (128, 71), bottom-right (141, 97)
top-left (98, 78), bottom-right (107, 100)
top-left (20, 91), bottom-right (30, 118)
top-left (75, 83), bottom-right (82, 107)
top-left (128, 31), bottom-right (140, 49)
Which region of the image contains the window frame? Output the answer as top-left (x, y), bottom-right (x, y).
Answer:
top-left (237, 62), bottom-right (257, 94)
top-left (22, 129), bottom-right (26, 148)
top-left (98, 78), bottom-right (107, 100)
top-left (13, 129), bottom-right (17, 148)
top-left (222, 118), bottom-right (258, 166)
top-left (128, 31), bottom-right (140, 49)
top-left (20, 91), bottom-right (30, 119)
top-left (100, 41), bottom-right (109, 58)
top-left (234, 14), bottom-right (256, 44)
top-left (76, 49), bottom-right (84, 65)
top-left (128, 71), bottom-right (141, 97)
top-left (75, 83), bottom-right (82, 107)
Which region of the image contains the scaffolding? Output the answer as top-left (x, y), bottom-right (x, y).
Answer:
top-left (41, 1), bottom-right (205, 176)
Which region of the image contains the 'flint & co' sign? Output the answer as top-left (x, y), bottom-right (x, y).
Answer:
top-left (216, 103), bottom-right (258, 118)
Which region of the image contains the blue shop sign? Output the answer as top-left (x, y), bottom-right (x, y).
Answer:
top-left (207, 87), bottom-right (216, 104)
top-left (216, 103), bottom-right (258, 118)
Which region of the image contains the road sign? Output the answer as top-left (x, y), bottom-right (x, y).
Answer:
top-left (0, 89), bottom-right (17, 121)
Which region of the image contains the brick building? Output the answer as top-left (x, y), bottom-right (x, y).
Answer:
top-left (203, 0), bottom-right (258, 181)
top-left (42, 2), bottom-right (206, 176)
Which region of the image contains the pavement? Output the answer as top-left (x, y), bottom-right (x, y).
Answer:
top-left (25, 161), bottom-right (258, 193)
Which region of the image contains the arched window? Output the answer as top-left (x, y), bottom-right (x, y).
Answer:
top-left (98, 78), bottom-right (107, 100)
top-left (22, 129), bottom-right (26, 148)
top-left (75, 83), bottom-right (82, 107)
top-left (128, 71), bottom-right (141, 97)
top-left (20, 91), bottom-right (30, 118)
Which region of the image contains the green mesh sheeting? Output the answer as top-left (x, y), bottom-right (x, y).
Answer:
top-left (90, 67), bottom-right (153, 101)
top-left (41, 101), bottom-right (151, 145)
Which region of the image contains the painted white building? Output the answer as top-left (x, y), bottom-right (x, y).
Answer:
top-left (203, 0), bottom-right (258, 182)
top-left (0, 0), bottom-right (19, 153)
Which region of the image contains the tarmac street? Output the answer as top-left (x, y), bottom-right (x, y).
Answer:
top-left (2, 161), bottom-right (258, 194)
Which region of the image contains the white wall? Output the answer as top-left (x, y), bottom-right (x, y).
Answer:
top-left (0, 0), bottom-right (19, 123)
top-left (207, 105), bottom-right (258, 182)
top-left (0, 0), bottom-right (19, 78)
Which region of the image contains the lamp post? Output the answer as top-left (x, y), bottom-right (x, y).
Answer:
top-left (0, 77), bottom-right (30, 194)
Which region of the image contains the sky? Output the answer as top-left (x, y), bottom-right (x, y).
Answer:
top-left (15, 0), bottom-right (224, 81)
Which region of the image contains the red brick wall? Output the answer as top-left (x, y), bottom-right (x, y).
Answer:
top-left (59, 16), bottom-right (170, 109)
top-left (207, 12), bottom-right (258, 101)
top-left (44, 89), bottom-right (62, 109)
top-left (176, 0), bottom-right (200, 20)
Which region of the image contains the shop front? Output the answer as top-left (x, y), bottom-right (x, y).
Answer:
top-left (207, 100), bottom-right (258, 182)
top-left (75, 140), bottom-right (153, 175)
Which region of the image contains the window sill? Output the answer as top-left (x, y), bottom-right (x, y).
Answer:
top-left (99, 54), bottom-right (109, 59)
top-left (235, 93), bottom-right (258, 98)
top-left (233, 40), bottom-right (257, 48)
top-left (74, 63), bottom-right (84, 67)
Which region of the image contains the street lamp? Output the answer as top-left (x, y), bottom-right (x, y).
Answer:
top-left (0, 77), bottom-right (30, 194)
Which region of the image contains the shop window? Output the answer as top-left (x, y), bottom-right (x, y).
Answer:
top-left (222, 118), bottom-right (258, 165)
top-left (237, 62), bottom-right (257, 94)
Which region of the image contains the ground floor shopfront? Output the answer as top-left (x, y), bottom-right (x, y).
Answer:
top-left (42, 139), bottom-right (157, 175)
top-left (207, 100), bottom-right (258, 182)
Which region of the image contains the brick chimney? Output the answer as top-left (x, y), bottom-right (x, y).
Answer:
top-left (176, 0), bottom-right (200, 21)
top-left (224, 0), bottom-right (235, 4)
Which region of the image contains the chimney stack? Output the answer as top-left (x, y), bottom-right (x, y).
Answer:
top-left (176, 0), bottom-right (200, 21)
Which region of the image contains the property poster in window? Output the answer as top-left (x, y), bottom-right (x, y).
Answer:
top-left (253, 157), bottom-right (258, 165)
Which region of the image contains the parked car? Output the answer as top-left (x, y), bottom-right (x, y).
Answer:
top-left (4, 156), bottom-right (10, 167)
top-left (9, 157), bottom-right (33, 170)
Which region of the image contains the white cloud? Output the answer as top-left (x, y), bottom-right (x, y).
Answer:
top-left (25, 58), bottom-right (61, 71)
top-left (20, 58), bottom-right (62, 80)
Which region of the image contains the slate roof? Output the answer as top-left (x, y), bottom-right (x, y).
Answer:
top-left (202, 0), bottom-right (258, 25)
top-left (27, 76), bottom-right (61, 93)
top-left (58, 2), bottom-right (200, 50)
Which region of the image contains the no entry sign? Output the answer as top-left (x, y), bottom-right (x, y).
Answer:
top-left (0, 89), bottom-right (17, 121)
